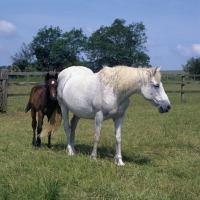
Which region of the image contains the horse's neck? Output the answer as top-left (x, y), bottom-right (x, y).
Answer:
top-left (115, 69), bottom-right (144, 98)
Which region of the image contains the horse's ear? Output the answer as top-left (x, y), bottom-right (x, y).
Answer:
top-left (45, 73), bottom-right (50, 82)
top-left (153, 67), bottom-right (161, 76)
top-left (55, 73), bottom-right (58, 79)
top-left (157, 66), bottom-right (161, 72)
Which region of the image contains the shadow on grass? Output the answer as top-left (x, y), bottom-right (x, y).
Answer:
top-left (50, 143), bottom-right (151, 166)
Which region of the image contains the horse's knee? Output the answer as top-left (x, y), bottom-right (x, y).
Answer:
top-left (116, 135), bottom-right (122, 143)
top-left (37, 127), bottom-right (42, 134)
top-left (94, 134), bottom-right (100, 142)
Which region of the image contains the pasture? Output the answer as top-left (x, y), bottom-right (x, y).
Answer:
top-left (0, 82), bottom-right (200, 199)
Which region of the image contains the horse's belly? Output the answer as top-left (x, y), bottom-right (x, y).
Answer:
top-left (68, 105), bottom-right (95, 119)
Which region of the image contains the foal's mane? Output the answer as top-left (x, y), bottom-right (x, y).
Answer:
top-left (98, 65), bottom-right (161, 92)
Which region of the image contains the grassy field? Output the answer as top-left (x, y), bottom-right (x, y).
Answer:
top-left (0, 81), bottom-right (200, 199)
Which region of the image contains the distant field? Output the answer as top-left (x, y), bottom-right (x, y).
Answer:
top-left (161, 70), bottom-right (187, 75)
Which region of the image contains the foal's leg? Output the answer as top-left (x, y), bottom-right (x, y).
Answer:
top-left (113, 116), bottom-right (125, 166)
top-left (36, 110), bottom-right (44, 146)
top-left (70, 115), bottom-right (80, 153)
top-left (31, 109), bottom-right (37, 146)
top-left (60, 106), bottom-right (73, 155)
top-left (47, 115), bottom-right (52, 148)
top-left (91, 112), bottom-right (103, 159)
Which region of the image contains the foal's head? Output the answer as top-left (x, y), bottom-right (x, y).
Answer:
top-left (45, 73), bottom-right (58, 100)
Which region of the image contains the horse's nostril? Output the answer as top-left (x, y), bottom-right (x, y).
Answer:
top-left (167, 105), bottom-right (171, 110)
top-left (51, 94), bottom-right (57, 100)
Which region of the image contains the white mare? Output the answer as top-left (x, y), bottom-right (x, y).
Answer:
top-left (41, 65), bottom-right (171, 166)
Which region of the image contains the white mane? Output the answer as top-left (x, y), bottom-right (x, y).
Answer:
top-left (98, 65), bottom-right (161, 92)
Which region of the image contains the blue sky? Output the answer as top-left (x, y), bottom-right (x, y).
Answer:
top-left (0, 0), bottom-right (199, 70)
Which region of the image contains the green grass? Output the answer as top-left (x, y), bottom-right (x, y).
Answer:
top-left (0, 83), bottom-right (200, 199)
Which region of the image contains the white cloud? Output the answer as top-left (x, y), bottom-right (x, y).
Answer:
top-left (176, 44), bottom-right (200, 57)
top-left (86, 26), bottom-right (93, 34)
top-left (0, 20), bottom-right (17, 36)
top-left (192, 44), bottom-right (200, 55)
top-left (176, 45), bottom-right (191, 56)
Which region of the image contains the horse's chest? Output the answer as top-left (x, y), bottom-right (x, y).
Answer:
top-left (43, 101), bottom-right (56, 115)
top-left (102, 99), bottom-right (130, 120)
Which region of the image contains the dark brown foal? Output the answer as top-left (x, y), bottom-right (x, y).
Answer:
top-left (25, 72), bottom-right (58, 148)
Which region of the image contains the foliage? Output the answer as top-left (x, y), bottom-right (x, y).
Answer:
top-left (1, 83), bottom-right (200, 199)
top-left (24, 65), bottom-right (37, 72)
top-left (52, 28), bottom-right (88, 67)
top-left (8, 65), bottom-right (21, 72)
top-left (31, 26), bottom-right (62, 71)
top-left (11, 43), bottom-right (35, 70)
top-left (87, 19), bottom-right (150, 71)
top-left (183, 57), bottom-right (200, 74)
top-left (9, 19), bottom-right (151, 72)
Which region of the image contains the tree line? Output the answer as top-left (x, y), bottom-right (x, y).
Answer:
top-left (1, 19), bottom-right (150, 72)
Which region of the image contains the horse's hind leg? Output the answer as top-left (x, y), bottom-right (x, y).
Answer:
top-left (31, 109), bottom-right (37, 146)
top-left (70, 115), bottom-right (80, 152)
top-left (91, 112), bottom-right (103, 159)
top-left (60, 105), bottom-right (73, 155)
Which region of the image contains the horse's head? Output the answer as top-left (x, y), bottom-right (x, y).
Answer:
top-left (140, 67), bottom-right (171, 113)
top-left (45, 73), bottom-right (58, 100)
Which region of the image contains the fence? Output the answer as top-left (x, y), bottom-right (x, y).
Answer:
top-left (162, 74), bottom-right (200, 101)
top-left (1, 70), bottom-right (200, 112)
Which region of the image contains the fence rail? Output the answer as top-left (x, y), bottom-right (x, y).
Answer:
top-left (1, 70), bottom-right (200, 112)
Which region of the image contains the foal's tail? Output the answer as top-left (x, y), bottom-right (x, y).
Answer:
top-left (25, 102), bottom-right (31, 113)
top-left (40, 103), bottom-right (62, 138)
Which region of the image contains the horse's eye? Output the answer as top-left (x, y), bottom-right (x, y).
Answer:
top-left (154, 83), bottom-right (159, 88)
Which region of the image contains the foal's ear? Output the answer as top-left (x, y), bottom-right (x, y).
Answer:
top-left (45, 73), bottom-right (50, 82)
top-left (46, 72), bottom-right (50, 81)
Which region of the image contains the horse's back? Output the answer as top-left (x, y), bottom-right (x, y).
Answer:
top-left (59, 66), bottom-right (93, 79)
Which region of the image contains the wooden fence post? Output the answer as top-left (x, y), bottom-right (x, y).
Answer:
top-left (0, 69), bottom-right (8, 112)
top-left (181, 75), bottom-right (185, 102)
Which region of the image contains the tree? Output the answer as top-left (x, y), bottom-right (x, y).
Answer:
top-left (31, 26), bottom-right (62, 71)
top-left (86, 18), bottom-right (150, 71)
top-left (52, 28), bottom-right (88, 67)
top-left (10, 43), bottom-right (35, 71)
top-left (183, 57), bottom-right (200, 75)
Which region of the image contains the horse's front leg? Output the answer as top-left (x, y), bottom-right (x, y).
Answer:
top-left (31, 109), bottom-right (37, 146)
top-left (36, 111), bottom-right (44, 147)
top-left (113, 116), bottom-right (125, 166)
top-left (70, 115), bottom-right (80, 153)
top-left (47, 115), bottom-right (52, 148)
top-left (47, 131), bottom-right (51, 148)
top-left (91, 112), bottom-right (103, 159)
top-left (60, 106), bottom-right (74, 155)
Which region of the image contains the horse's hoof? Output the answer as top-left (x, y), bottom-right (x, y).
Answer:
top-left (114, 158), bottom-right (125, 166)
top-left (67, 149), bottom-right (75, 155)
top-left (90, 155), bottom-right (97, 161)
top-left (32, 140), bottom-right (41, 148)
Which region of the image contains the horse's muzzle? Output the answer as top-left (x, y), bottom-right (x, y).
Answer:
top-left (158, 100), bottom-right (171, 113)
top-left (50, 94), bottom-right (57, 100)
